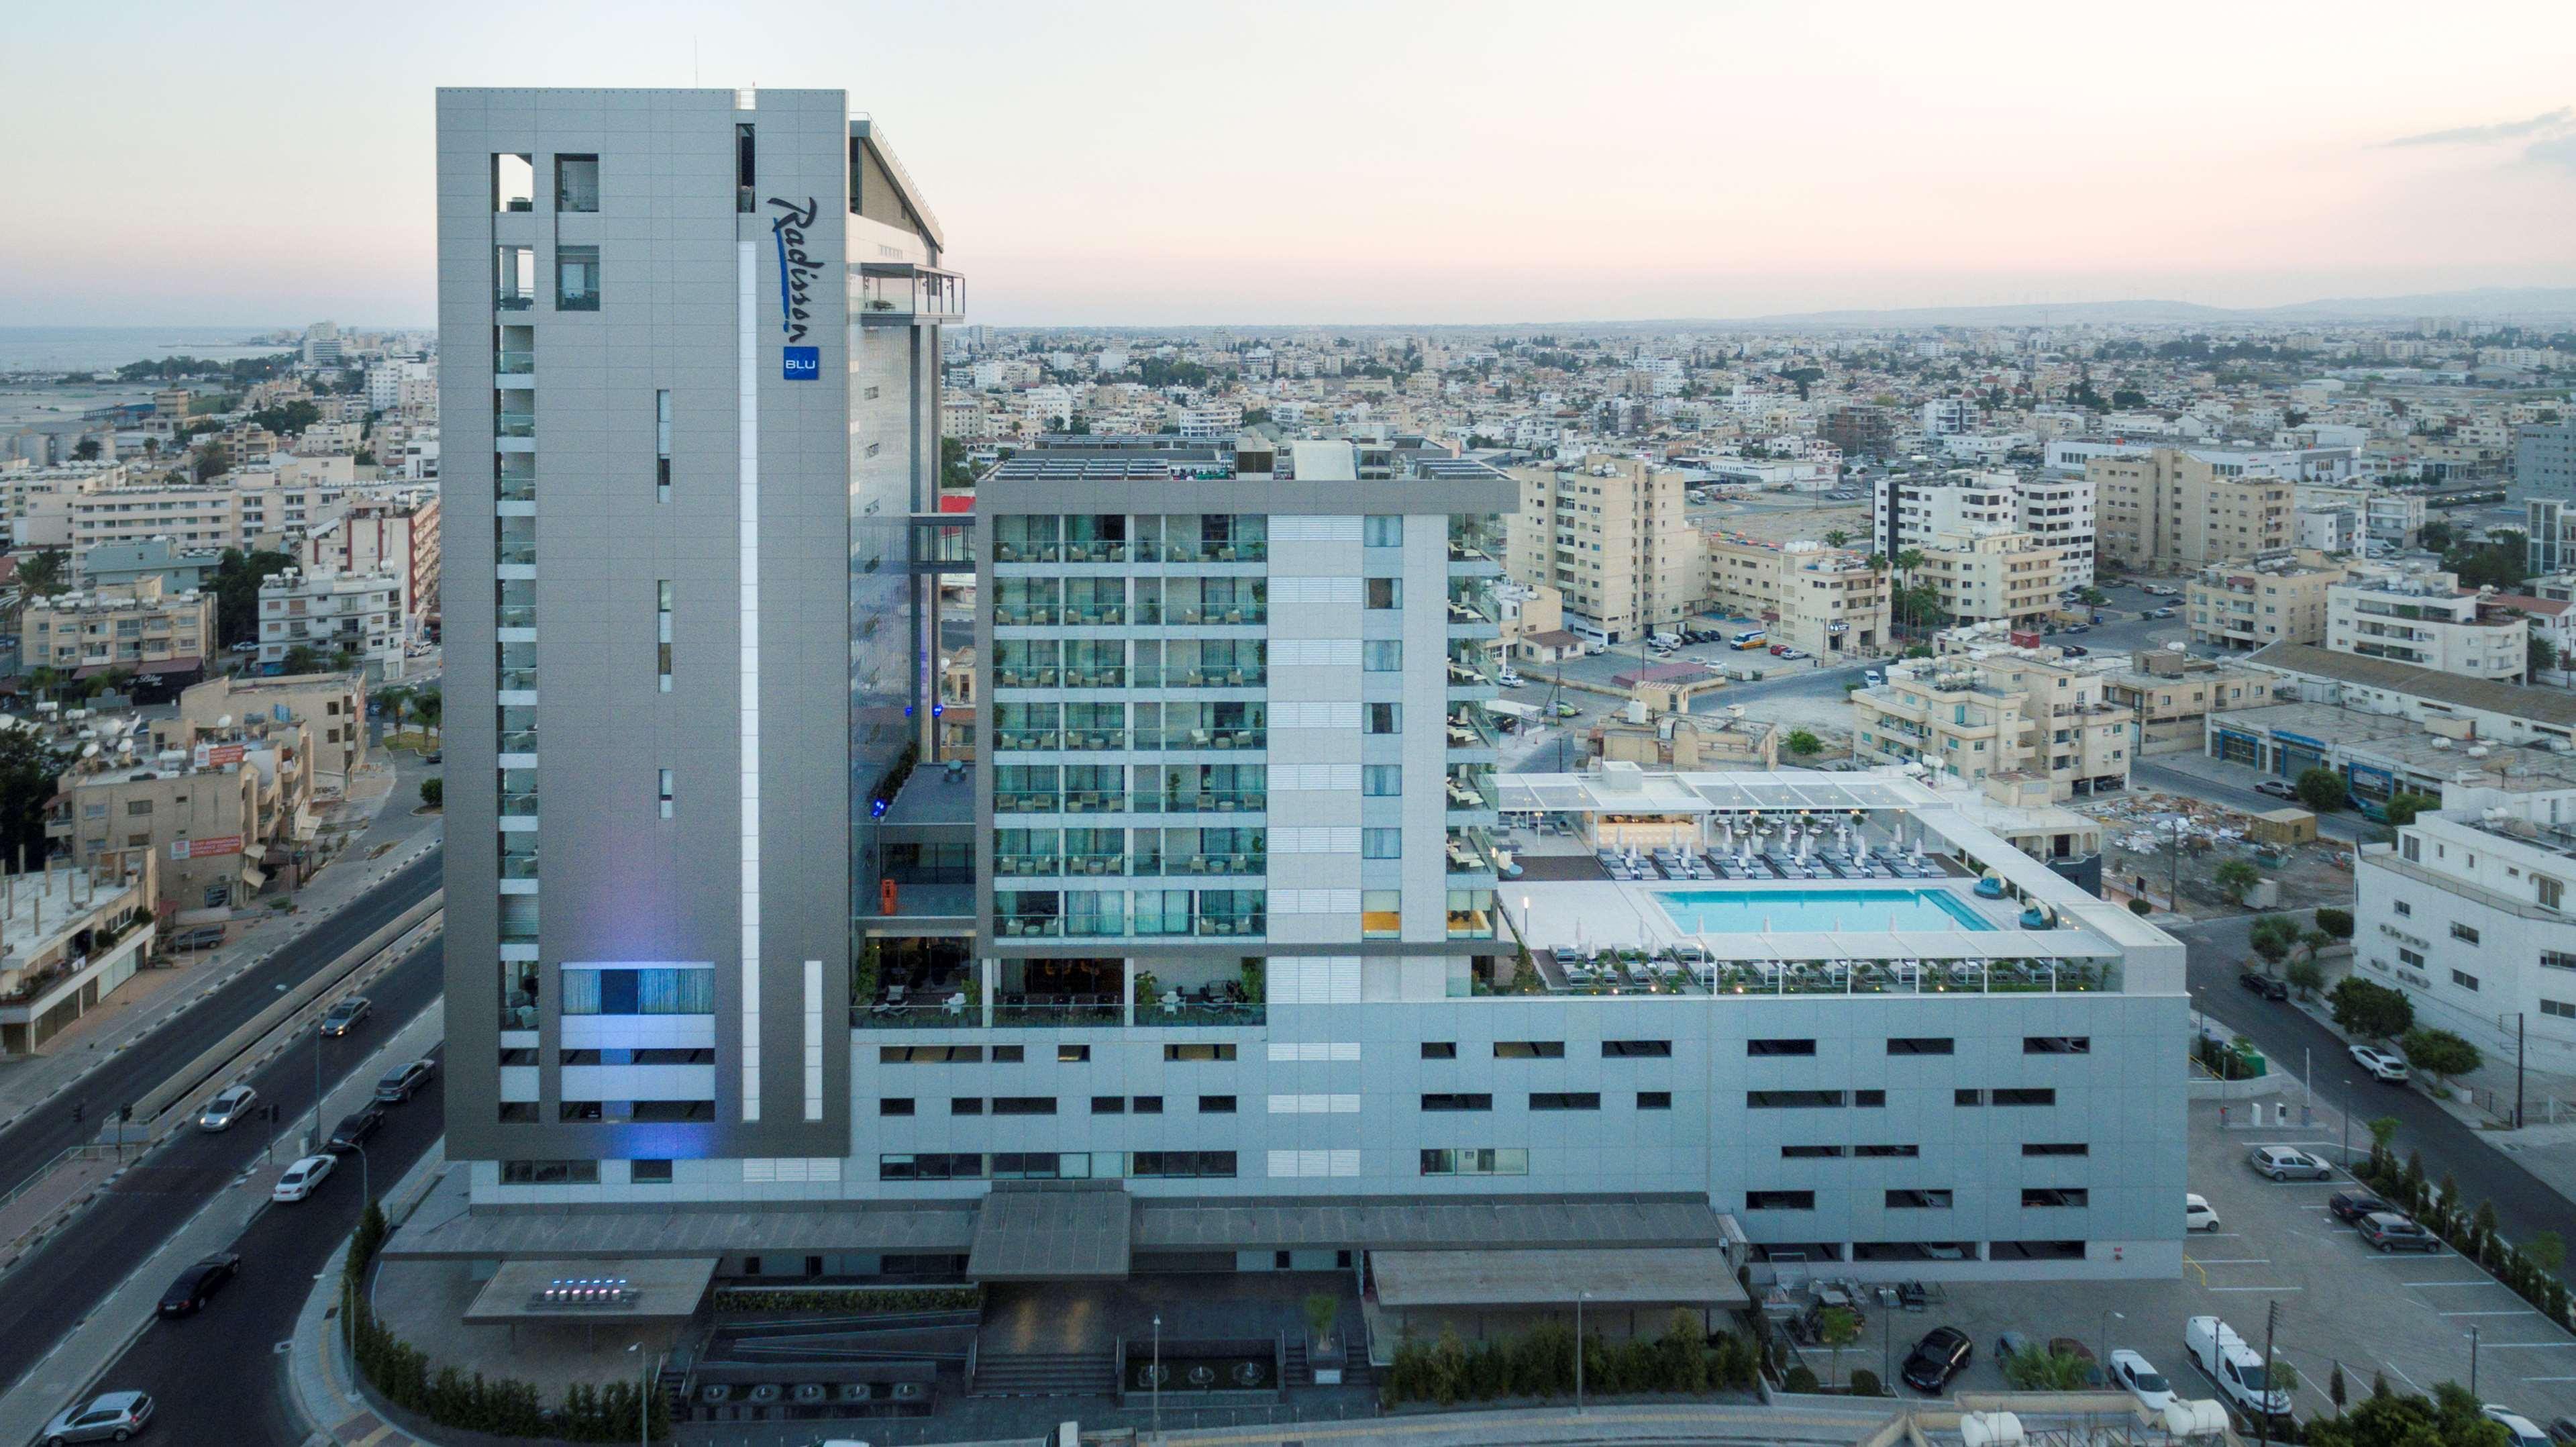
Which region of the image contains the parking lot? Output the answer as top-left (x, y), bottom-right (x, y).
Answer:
top-left (1824, 1081), bottom-right (2576, 1430)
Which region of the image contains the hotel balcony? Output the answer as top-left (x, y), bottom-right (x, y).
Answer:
top-left (1445, 707), bottom-right (1498, 758)
top-left (854, 262), bottom-right (965, 326)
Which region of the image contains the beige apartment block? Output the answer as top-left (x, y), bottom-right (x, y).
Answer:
top-left (1915, 527), bottom-right (2061, 628)
top-left (1704, 536), bottom-right (1889, 656)
top-left (60, 479), bottom-right (242, 553)
top-left (2103, 650), bottom-right (2273, 755)
top-left (1851, 646), bottom-right (2130, 799)
top-left (2186, 550), bottom-right (2348, 652)
top-left (175, 671), bottom-right (371, 793)
top-left (1505, 453), bottom-right (1704, 643)
top-left (2091, 446), bottom-right (2292, 572)
top-left (48, 714), bottom-right (313, 913)
top-left (21, 577), bottom-right (216, 687)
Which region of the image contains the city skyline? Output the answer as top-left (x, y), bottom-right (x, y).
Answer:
top-left (7, 0), bottom-right (2575, 328)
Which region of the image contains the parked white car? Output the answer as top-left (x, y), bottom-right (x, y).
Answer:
top-left (273, 1154), bottom-right (336, 1203)
top-left (2184, 1193), bottom-right (2221, 1232)
top-left (2483, 1405), bottom-right (2551, 1447)
top-left (2350, 1044), bottom-right (2410, 1084)
top-left (2110, 1348), bottom-right (2177, 1415)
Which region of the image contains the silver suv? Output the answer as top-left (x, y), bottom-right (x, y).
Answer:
top-left (2248, 1145), bottom-right (2334, 1181)
top-left (43, 1389), bottom-right (154, 1444)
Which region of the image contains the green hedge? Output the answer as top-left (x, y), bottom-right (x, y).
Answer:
top-left (1381, 1312), bottom-right (1757, 1407)
top-left (2353, 1150), bottom-right (2573, 1330)
top-left (712, 1283), bottom-right (982, 1315)
top-left (342, 1204), bottom-right (671, 1441)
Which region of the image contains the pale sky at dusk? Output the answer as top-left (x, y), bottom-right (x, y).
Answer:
top-left (7, 0), bottom-right (2575, 328)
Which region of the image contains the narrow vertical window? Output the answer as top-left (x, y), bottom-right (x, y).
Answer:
top-left (655, 390), bottom-right (672, 502)
top-left (735, 124), bottom-right (756, 213)
top-left (659, 768), bottom-right (675, 819)
top-left (656, 581), bottom-right (674, 691)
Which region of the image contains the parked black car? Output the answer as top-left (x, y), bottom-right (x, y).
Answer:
top-left (2328, 1191), bottom-right (2397, 1225)
top-left (157, 1253), bottom-right (240, 1317)
top-left (1902, 1326), bottom-right (1974, 1393)
top-left (2238, 970), bottom-right (2289, 1001)
top-left (326, 1105), bottom-right (384, 1153)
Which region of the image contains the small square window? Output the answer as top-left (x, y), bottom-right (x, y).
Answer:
top-left (629, 1159), bottom-right (673, 1183)
top-left (1637, 1091), bottom-right (1673, 1110)
top-left (878, 1098), bottom-right (915, 1117)
top-left (1059, 1044), bottom-right (1091, 1063)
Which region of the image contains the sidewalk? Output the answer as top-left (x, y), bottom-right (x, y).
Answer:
top-left (288, 1138), bottom-right (449, 1447)
top-left (0, 767), bottom-right (442, 1136)
top-left (0, 1001), bottom-right (450, 1446)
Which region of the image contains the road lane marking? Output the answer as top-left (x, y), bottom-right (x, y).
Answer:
top-left (2192, 1258), bottom-right (2271, 1264)
top-left (2437, 1309), bottom-right (2536, 1317)
top-left (2402, 1279), bottom-right (2499, 1287)
top-left (2208, 1286), bottom-right (2304, 1292)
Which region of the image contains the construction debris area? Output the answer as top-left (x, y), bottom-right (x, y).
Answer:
top-left (2075, 789), bottom-right (2355, 916)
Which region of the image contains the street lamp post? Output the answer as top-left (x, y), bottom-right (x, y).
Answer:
top-left (349, 1139), bottom-right (370, 1211)
top-left (1575, 1290), bottom-right (1590, 1413)
top-left (2100, 1309), bottom-right (2124, 1373)
top-left (309, 1019), bottom-right (327, 1155)
top-left (1151, 1313), bottom-right (1162, 1440)
top-left (627, 1342), bottom-right (658, 1446)
top-left (2469, 1324), bottom-right (2481, 1401)
top-left (2340, 1080), bottom-right (2355, 1164)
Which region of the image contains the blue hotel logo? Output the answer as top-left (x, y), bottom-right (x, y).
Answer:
top-left (782, 346), bottom-right (819, 381)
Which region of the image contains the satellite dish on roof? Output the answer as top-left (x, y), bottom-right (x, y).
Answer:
top-left (215, 715), bottom-right (233, 729)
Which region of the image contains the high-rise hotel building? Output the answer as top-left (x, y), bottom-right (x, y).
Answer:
top-left (415, 90), bottom-right (2184, 1305)
top-left (435, 88), bottom-right (958, 1171)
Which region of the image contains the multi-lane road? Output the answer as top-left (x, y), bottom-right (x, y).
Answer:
top-left (0, 853), bottom-right (444, 1415)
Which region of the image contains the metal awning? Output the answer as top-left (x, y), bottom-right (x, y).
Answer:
top-left (382, 1171), bottom-right (978, 1260)
top-left (462, 1256), bottom-right (718, 1324)
top-left (1370, 1248), bottom-right (1749, 1309)
top-left (966, 1182), bottom-right (1131, 1280)
top-left (1134, 1195), bottom-right (1726, 1255)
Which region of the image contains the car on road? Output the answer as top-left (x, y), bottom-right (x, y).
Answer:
top-left (2065, 623), bottom-right (2092, 634)
top-left (2185, 1193), bottom-right (2221, 1232)
top-left (167, 924), bottom-right (225, 951)
top-left (1901, 1326), bottom-right (1973, 1393)
top-left (2110, 1348), bottom-right (2177, 1414)
top-left (2328, 1191), bottom-right (2398, 1224)
top-left (1551, 701), bottom-right (1580, 718)
top-left (327, 1105), bottom-right (385, 1152)
top-left (2484, 1406), bottom-right (2553, 1447)
top-left (319, 995), bottom-right (372, 1036)
top-left (2147, 607), bottom-right (2176, 619)
top-left (2059, 644), bottom-right (2090, 657)
top-left (2359, 1212), bottom-right (2440, 1252)
top-left (1777, 646), bottom-right (1810, 660)
top-left (376, 1058), bottom-right (437, 1103)
top-left (156, 1254), bottom-right (241, 1318)
top-left (2238, 970), bottom-right (2289, 1001)
top-left (2542, 1413), bottom-right (2576, 1444)
top-left (273, 1154), bottom-right (336, 1203)
top-left (197, 1085), bottom-right (257, 1132)
top-left (1496, 669), bottom-right (1524, 689)
top-left (423, 751), bottom-right (443, 764)
top-left (2253, 779), bottom-right (2299, 801)
top-left (2350, 1044), bottom-right (2410, 1084)
top-left (1767, 642), bottom-right (1790, 656)
top-left (2247, 1145), bottom-right (2335, 1181)
top-left (41, 1390), bottom-right (155, 1444)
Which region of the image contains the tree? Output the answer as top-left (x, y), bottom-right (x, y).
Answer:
top-left (411, 687), bottom-right (442, 738)
top-left (71, 437), bottom-right (101, 461)
top-left (1786, 730), bottom-right (1822, 757)
top-left (2383, 793), bottom-right (2437, 828)
top-left (211, 548), bottom-right (295, 646)
top-left (2531, 634), bottom-right (2559, 679)
top-left (2418, 520), bottom-right (2455, 552)
top-left (2365, 1115), bottom-right (2400, 1165)
top-left (246, 400), bottom-right (321, 436)
top-left (2078, 587), bottom-right (2108, 606)
top-left (2301, 1380), bottom-right (2509, 1447)
top-left (1823, 529), bottom-right (1851, 548)
top-left (0, 727), bottom-right (66, 872)
top-left (15, 548), bottom-right (68, 600)
top-left (189, 439), bottom-right (228, 484)
top-left (419, 778), bottom-right (443, 810)
top-left (2111, 388), bottom-right (2148, 409)
top-left (2287, 957), bottom-right (2326, 998)
top-left (2002, 1344), bottom-right (2092, 1391)
top-left (937, 436), bottom-right (977, 490)
top-left (2314, 907), bottom-right (2354, 940)
top-left (2328, 1360), bottom-right (2346, 1416)
top-left (2249, 926), bottom-right (2291, 967)
top-left (2295, 766), bottom-right (2349, 813)
top-left (1814, 1305), bottom-right (1860, 1388)
top-left (282, 644), bottom-right (322, 675)
top-left (2400, 1026), bottom-right (2481, 1082)
top-left (2332, 977), bottom-right (2414, 1040)
top-left (2528, 1229), bottom-right (2567, 1277)
top-left (2213, 858), bottom-right (2261, 903)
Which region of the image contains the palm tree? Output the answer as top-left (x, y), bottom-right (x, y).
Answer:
top-left (412, 687), bottom-right (442, 740)
top-left (1892, 548), bottom-right (1926, 638)
top-left (1823, 528), bottom-right (1851, 548)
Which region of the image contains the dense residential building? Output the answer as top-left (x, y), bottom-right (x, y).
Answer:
top-left (2530, 497), bottom-right (2576, 577)
top-left (2514, 417), bottom-right (2576, 504)
top-left (296, 490), bottom-right (442, 635)
top-left (1702, 535), bottom-right (1888, 656)
top-left (1912, 528), bottom-right (2060, 628)
top-left (256, 565), bottom-right (404, 677)
top-left (1505, 453), bottom-right (1704, 644)
top-left (75, 539), bottom-right (222, 593)
top-left (1874, 470), bottom-right (2096, 590)
top-left (1849, 644), bottom-right (2130, 799)
top-left (47, 710), bottom-right (311, 913)
top-left (176, 671), bottom-right (370, 793)
top-left (2296, 482), bottom-right (2423, 549)
top-left (431, 86), bottom-right (958, 1187)
top-left (2102, 651), bottom-right (2270, 756)
top-left (19, 577), bottom-right (216, 691)
top-left (2326, 564), bottom-right (2527, 682)
top-left (2090, 447), bottom-right (2292, 572)
top-left (2185, 550), bottom-right (2349, 652)
top-left (0, 854), bottom-right (158, 1058)
top-left (1821, 403), bottom-right (1898, 459)
top-left (2353, 788), bottom-right (2576, 1078)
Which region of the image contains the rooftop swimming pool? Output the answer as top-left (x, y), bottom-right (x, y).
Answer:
top-left (1653, 887), bottom-right (1993, 935)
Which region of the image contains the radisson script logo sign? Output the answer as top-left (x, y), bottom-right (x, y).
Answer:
top-left (767, 195), bottom-right (822, 380)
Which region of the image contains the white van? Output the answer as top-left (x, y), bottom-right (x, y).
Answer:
top-left (2185, 1315), bottom-right (2289, 1421)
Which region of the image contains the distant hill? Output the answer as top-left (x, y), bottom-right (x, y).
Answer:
top-left (1724, 286), bottom-right (2576, 330)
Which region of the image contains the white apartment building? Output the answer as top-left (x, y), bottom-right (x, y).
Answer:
top-left (1920, 398), bottom-right (1974, 438)
top-left (297, 491), bottom-right (441, 637)
top-left (2297, 483), bottom-right (2424, 549)
top-left (256, 565), bottom-right (404, 677)
top-left (2355, 789), bottom-right (2576, 1087)
top-left (2326, 566), bottom-right (2528, 682)
top-left (367, 358), bottom-right (437, 412)
top-left (1875, 472), bottom-right (2094, 589)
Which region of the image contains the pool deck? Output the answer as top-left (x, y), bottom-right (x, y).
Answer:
top-left (1512, 868), bottom-right (2115, 968)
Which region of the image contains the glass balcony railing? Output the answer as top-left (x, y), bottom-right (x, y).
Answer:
top-left (1193, 911), bottom-right (1264, 938)
top-left (495, 290), bottom-right (536, 312)
top-left (1138, 602), bottom-right (1266, 626)
top-left (1140, 725), bottom-right (1263, 751)
top-left (499, 922), bottom-right (540, 944)
top-left (1135, 998), bottom-right (1266, 1028)
top-left (1141, 666), bottom-right (1266, 689)
top-left (993, 605), bottom-right (1060, 627)
top-left (497, 543), bottom-right (537, 567)
top-left (1136, 791), bottom-right (1264, 815)
top-left (498, 794), bottom-right (541, 817)
top-left (496, 605), bottom-right (537, 630)
top-left (497, 667), bottom-right (540, 691)
top-left (993, 667), bottom-right (1058, 689)
top-left (994, 730), bottom-right (1062, 752)
top-left (496, 415), bottom-right (536, 438)
top-left (1061, 852), bottom-right (1127, 877)
top-left (1063, 667), bottom-right (1129, 689)
top-left (500, 852), bottom-right (541, 879)
top-left (1057, 791), bottom-right (1128, 815)
top-left (1057, 728), bottom-right (1129, 752)
top-left (1446, 711), bottom-right (1498, 750)
top-left (992, 998), bottom-right (1122, 1028)
top-left (1445, 775), bottom-right (1496, 811)
top-left (992, 852), bottom-right (1063, 877)
top-left (497, 728), bottom-right (539, 754)
top-left (1446, 658), bottom-right (1498, 688)
top-left (1141, 852), bottom-right (1264, 877)
top-left (994, 790), bottom-right (1062, 814)
top-left (1059, 540), bottom-right (1128, 564)
top-left (497, 472), bottom-right (535, 502)
top-left (994, 915), bottom-right (1062, 938)
top-left (557, 288), bottom-right (601, 313)
top-left (497, 349), bottom-right (535, 375)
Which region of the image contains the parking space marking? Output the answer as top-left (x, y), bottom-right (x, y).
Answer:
top-left (2402, 1279), bottom-right (2500, 1287)
top-left (2437, 1309), bottom-right (2538, 1317)
top-left (2191, 1258), bottom-right (2271, 1264)
top-left (2472, 1342), bottom-right (2576, 1348)
top-left (2208, 1285), bottom-right (2304, 1292)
